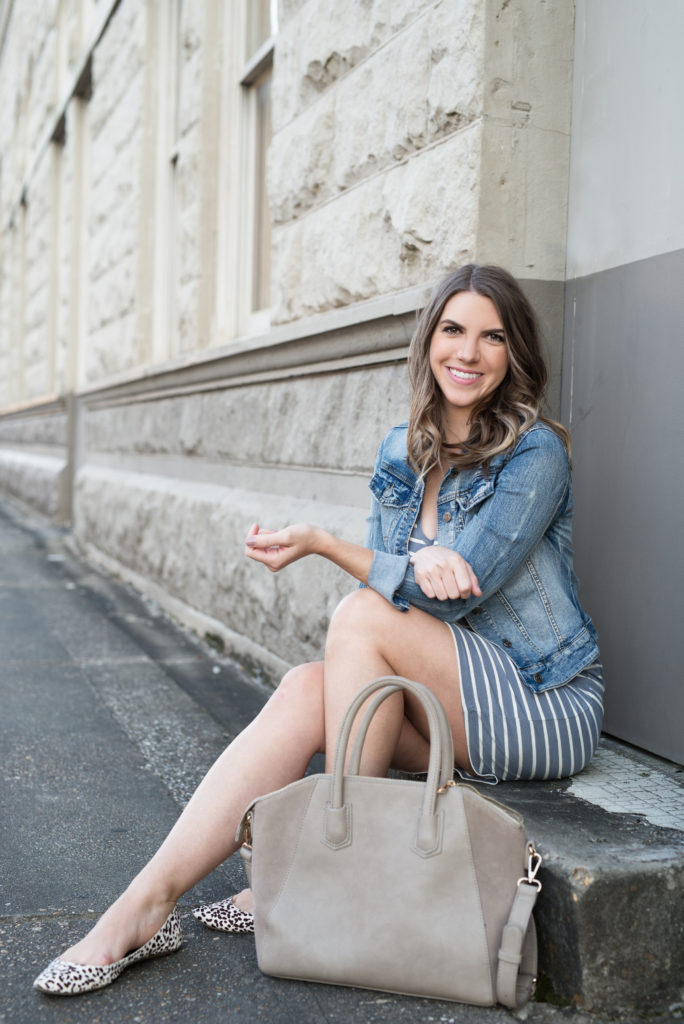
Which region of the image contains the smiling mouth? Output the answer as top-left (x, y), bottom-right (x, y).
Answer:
top-left (446, 367), bottom-right (483, 382)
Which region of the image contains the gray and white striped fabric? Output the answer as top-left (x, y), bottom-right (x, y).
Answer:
top-left (449, 623), bottom-right (604, 783)
top-left (408, 517), bottom-right (604, 782)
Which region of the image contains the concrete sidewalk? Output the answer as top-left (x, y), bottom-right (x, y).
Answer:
top-left (0, 496), bottom-right (681, 1024)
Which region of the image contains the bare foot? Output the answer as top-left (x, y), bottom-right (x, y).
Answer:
top-left (60, 888), bottom-right (176, 966)
top-left (231, 887), bottom-right (253, 913)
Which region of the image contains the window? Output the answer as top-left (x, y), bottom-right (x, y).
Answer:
top-left (240, 0), bottom-right (277, 321)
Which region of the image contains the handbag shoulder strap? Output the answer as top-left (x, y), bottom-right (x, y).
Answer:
top-left (496, 844), bottom-right (542, 1008)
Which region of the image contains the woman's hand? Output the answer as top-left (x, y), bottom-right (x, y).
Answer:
top-left (410, 545), bottom-right (482, 601)
top-left (244, 522), bottom-right (323, 572)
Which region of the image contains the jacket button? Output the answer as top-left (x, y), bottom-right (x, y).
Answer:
top-left (534, 673), bottom-right (542, 683)
top-left (442, 512), bottom-right (452, 523)
top-left (472, 606), bottom-right (482, 615)
top-left (502, 639), bottom-right (512, 648)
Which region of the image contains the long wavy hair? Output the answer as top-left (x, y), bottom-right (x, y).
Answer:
top-left (407, 264), bottom-right (570, 476)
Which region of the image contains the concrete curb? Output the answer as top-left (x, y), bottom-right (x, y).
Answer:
top-left (485, 762), bottom-right (684, 1014)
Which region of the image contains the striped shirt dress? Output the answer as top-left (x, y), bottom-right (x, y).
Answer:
top-left (409, 520), bottom-right (604, 783)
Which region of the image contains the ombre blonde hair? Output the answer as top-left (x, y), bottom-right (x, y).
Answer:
top-left (407, 264), bottom-right (570, 477)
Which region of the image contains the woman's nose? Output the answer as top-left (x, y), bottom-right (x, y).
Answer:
top-left (457, 334), bottom-right (480, 361)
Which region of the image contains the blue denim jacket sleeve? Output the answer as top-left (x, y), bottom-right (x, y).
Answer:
top-left (366, 426), bottom-right (571, 622)
top-left (363, 434), bottom-right (414, 589)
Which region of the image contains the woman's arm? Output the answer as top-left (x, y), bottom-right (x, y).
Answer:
top-left (245, 516), bottom-right (481, 605)
top-left (245, 522), bottom-right (374, 583)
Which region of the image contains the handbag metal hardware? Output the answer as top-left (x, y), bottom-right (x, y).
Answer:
top-left (518, 842), bottom-right (542, 891)
top-left (437, 779), bottom-right (457, 794)
top-left (242, 811), bottom-right (253, 849)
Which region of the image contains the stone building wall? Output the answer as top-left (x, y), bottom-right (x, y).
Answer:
top-left (86, 0), bottom-right (146, 383)
top-left (0, 0), bottom-right (575, 681)
top-left (270, 1), bottom-right (484, 322)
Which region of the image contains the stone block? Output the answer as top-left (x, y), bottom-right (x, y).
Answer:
top-left (175, 277), bottom-right (200, 354)
top-left (273, 0), bottom-right (436, 130)
top-left (87, 248), bottom-right (136, 332)
top-left (29, 19), bottom-right (57, 154)
top-left (484, 0), bottom-right (574, 135)
top-left (476, 120), bottom-right (570, 281)
top-left (273, 1), bottom-right (374, 130)
top-left (178, 8), bottom-right (203, 139)
top-left (90, 0), bottom-right (145, 136)
top-left (84, 310), bottom-right (137, 383)
top-left (269, 94), bottom-right (335, 223)
top-left (23, 353), bottom-right (50, 403)
top-left (0, 412), bottom-right (67, 447)
top-left (0, 450), bottom-right (66, 519)
top-left (497, 746), bottom-right (684, 1014)
top-left (81, 361), bottom-right (409, 472)
top-left (272, 126), bottom-right (480, 322)
top-left (473, 0), bottom-right (572, 280)
top-left (74, 466), bottom-right (367, 668)
top-left (279, 0), bottom-right (311, 20)
top-left (427, 0), bottom-right (484, 139)
top-left (272, 1), bottom-right (484, 225)
top-left (332, 24), bottom-right (432, 189)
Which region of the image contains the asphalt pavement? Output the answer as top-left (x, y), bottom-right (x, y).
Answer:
top-left (0, 496), bottom-right (678, 1024)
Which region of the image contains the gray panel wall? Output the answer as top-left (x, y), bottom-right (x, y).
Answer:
top-left (562, 251), bottom-right (684, 764)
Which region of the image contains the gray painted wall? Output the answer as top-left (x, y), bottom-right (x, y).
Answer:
top-left (563, 253), bottom-right (684, 764)
top-left (563, 1), bottom-right (684, 763)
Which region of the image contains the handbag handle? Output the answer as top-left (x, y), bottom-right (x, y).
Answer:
top-left (347, 681), bottom-right (455, 783)
top-left (324, 676), bottom-right (455, 856)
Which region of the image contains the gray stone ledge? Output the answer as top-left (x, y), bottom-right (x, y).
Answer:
top-left (82, 454), bottom-right (372, 509)
top-left (77, 286), bottom-right (428, 408)
top-left (0, 395), bottom-right (67, 423)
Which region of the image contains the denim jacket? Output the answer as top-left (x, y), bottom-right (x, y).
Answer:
top-left (365, 422), bottom-right (599, 692)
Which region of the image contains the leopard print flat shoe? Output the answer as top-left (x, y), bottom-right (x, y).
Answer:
top-left (33, 908), bottom-right (183, 996)
top-left (192, 896), bottom-right (254, 933)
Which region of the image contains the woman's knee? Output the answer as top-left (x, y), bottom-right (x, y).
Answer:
top-left (272, 661), bottom-right (324, 712)
top-left (327, 587), bottom-right (392, 642)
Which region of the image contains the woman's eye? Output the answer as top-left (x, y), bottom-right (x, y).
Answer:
top-left (443, 324), bottom-right (462, 335)
top-left (487, 332), bottom-right (505, 344)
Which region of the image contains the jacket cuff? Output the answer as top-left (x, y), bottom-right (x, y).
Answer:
top-left (367, 550), bottom-right (411, 611)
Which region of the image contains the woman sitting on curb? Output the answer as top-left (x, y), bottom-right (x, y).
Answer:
top-left (34, 264), bottom-right (602, 995)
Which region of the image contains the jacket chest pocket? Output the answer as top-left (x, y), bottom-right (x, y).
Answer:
top-left (369, 469), bottom-right (414, 508)
top-left (456, 475), bottom-right (495, 513)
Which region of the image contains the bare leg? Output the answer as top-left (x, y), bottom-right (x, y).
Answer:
top-left (59, 590), bottom-right (469, 967)
top-left (322, 588), bottom-right (473, 776)
top-left (61, 662), bottom-right (325, 965)
top-left (199, 598), bottom-right (454, 921)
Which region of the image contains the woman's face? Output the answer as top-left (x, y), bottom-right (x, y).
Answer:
top-left (429, 290), bottom-right (509, 436)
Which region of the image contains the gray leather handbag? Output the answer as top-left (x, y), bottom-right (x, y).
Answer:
top-left (236, 675), bottom-right (542, 1008)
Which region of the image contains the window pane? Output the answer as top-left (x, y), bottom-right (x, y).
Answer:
top-left (252, 67), bottom-right (272, 312)
top-left (246, 0), bottom-right (273, 56)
